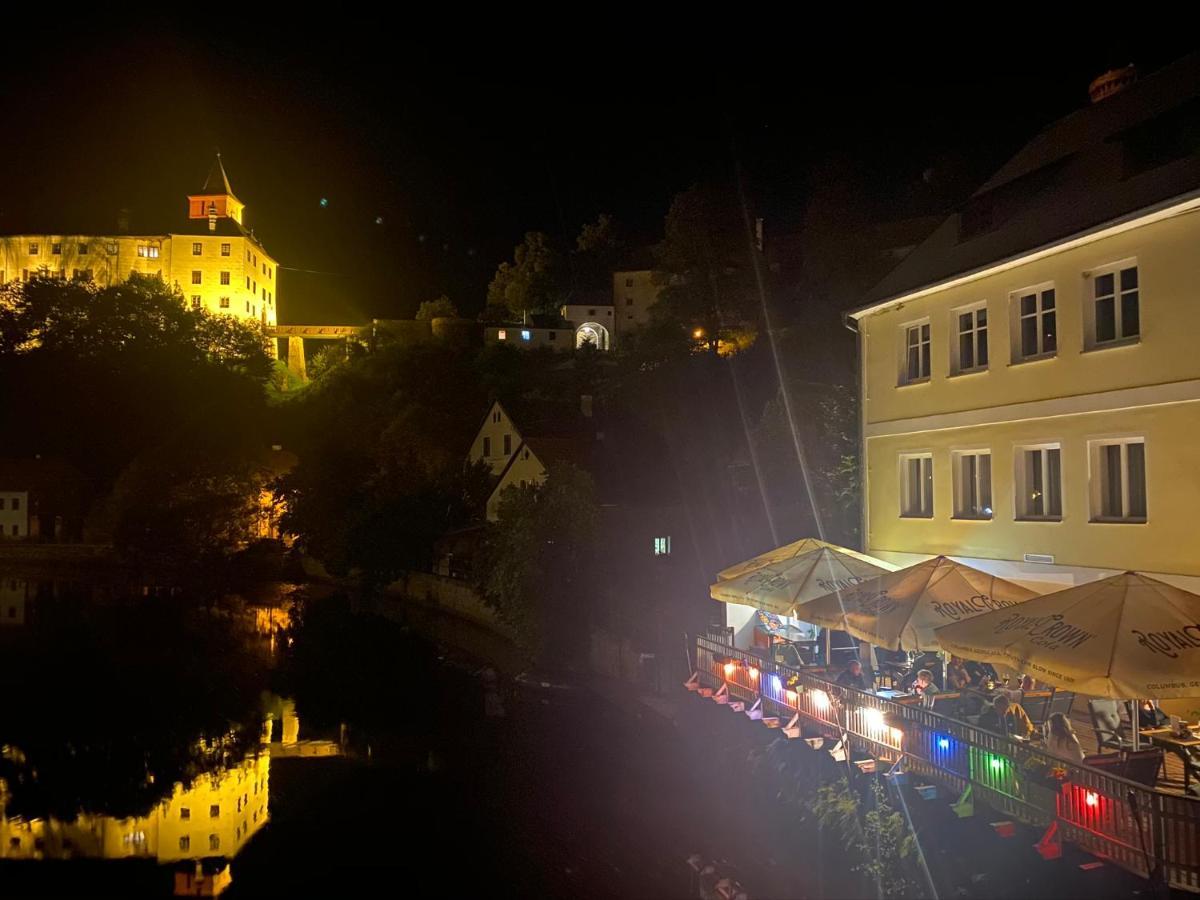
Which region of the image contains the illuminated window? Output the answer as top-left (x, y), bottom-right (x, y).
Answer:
top-left (191, 271), bottom-right (202, 284)
top-left (78, 243), bottom-right (88, 255)
top-left (28, 242), bottom-right (39, 255)
top-left (900, 320), bottom-right (931, 384)
top-left (220, 271), bottom-right (230, 285)
top-left (1012, 285), bottom-right (1056, 359)
top-left (192, 242), bottom-right (202, 256)
top-left (653, 536), bottom-right (671, 556)
top-left (521, 329), bottom-right (531, 341)
top-left (952, 303), bottom-right (988, 374)
top-left (1016, 445), bottom-right (1062, 520)
top-left (106, 242), bottom-right (117, 255)
top-left (219, 297), bottom-right (230, 309)
top-left (191, 296), bottom-right (201, 309)
top-left (900, 453), bottom-right (934, 518)
top-left (209, 834), bottom-right (220, 851)
top-left (1090, 438), bottom-right (1146, 523)
top-left (497, 329), bottom-right (507, 340)
top-left (221, 243), bottom-right (231, 256)
top-left (179, 836), bottom-right (190, 851)
top-left (51, 243), bottom-right (61, 255)
top-left (951, 451), bottom-right (992, 519)
top-left (1088, 263), bottom-right (1139, 347)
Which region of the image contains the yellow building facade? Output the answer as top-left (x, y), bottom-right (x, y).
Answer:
top-left (849, 60), bottom-right (1200, 592)
top-left (0, 157), bottom-right (278, 327)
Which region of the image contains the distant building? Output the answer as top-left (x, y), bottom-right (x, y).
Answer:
top-left (0, 156), bottom-right (279, 329)
top-left (0, 458), bottom-right (88, 542)
top-left (847, 55), bottom-right (1200, 592)
top-left (468, 401), bottom-right (525, 476)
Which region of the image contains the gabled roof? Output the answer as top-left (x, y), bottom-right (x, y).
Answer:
top-left (851, 53), bottom-right (1200, 318)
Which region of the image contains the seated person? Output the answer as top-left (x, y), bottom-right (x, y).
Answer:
top-left (1045, 712), bottom-right (1085, 763)
top-left (964, 660), bottom-right (998, 687)
top-left (835, 659), bottom-right (871, 691)
top-left (1138, 699), bottom-right (1169, 729)
top-left (913, 668), bottom-right (940, 697)
top-left (978, 694), bottom-right (1035, 739)
top-left (945, 656), bottom-right (971, 691)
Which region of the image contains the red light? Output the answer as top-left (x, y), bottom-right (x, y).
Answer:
top-left (1085, 791), bottom-right (1099, 807)
top-left (723, 662), bottom-right (736, 677)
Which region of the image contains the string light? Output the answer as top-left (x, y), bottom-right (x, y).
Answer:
top-left (1085, 791), bottom-right (1099, 807)
top-left (812, 689), bottom-right (831, 712)
top-left (938, 737), bottom-right (951, 750)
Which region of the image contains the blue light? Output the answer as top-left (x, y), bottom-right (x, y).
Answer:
top-left (769, 674), bottom-right (782, 693)
top-left (937, 737), bottom-right (950, 750)
top-left (319, 197), bottom-right (329, 208)
top-left (521, 330), bottom-right (531, 341)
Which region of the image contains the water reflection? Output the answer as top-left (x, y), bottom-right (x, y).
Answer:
top-left (0, 574), bottom-right (299, 895)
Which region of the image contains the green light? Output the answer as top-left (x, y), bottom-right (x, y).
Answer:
top-left (990, 757), bottom-right (1003, 771)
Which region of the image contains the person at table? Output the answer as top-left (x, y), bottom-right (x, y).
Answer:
top-left (913, 669), bottom-right (940, 698)
top-left (1138, 699), bottom-right (1169, 729)
top-left (1045, 712), bottom-right (1085, 763)
top-left (946, 656), bottom-right (971, 691)
top-left (835, 659), bottom-right (871, 691)
top-left (978, 694), bottom-right (1035, 739)
top-left (964, 660), bottom-right (998, 688)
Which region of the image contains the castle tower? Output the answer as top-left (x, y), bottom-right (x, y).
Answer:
top-left (186, 154), bottom-right (245, 225)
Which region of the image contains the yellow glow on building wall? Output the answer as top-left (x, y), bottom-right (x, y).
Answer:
top-left (853, 202), bottom-right (1200, 587)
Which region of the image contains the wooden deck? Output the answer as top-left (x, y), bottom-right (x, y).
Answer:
top-left (1066, 697), bottom-right (1194, 795)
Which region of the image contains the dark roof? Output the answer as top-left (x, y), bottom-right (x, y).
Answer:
top-left (854, 54), bottom-right (1200, 314)
top-left (0, 213), bottom-right (267, 249)
top-left (199, 155), bottom-right (236, 196)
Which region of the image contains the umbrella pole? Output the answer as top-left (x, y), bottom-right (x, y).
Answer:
top-left (1129, 700), bottom-right (1139, 751)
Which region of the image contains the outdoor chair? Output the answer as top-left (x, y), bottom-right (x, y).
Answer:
top-left (1089, 699), bottom-right (1134, 752)
top-left (927, 692), bottom-right (962, 718)
top-left (1046, 691), bottom-right (1075, 720)
top-left (1020, 690), bottom-right (1055, 727)
top-left (1121, 748), bottom-right (1166, 788)
top-left (1082, 752), bottom-right (1125, 775)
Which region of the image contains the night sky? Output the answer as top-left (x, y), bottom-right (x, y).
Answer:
top-left (2, 28), bottom-right (1193, 324)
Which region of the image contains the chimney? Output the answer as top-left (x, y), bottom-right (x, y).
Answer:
top-left (117, 208), bottom-right (130, 234)
top-left (1089, 65), bottom-right (1137, 104)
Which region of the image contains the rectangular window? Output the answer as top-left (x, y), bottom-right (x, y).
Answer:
top-left (107, 242), bottom-right (118, 255)
top-left (901, 321), bottom-right (931, 383)
top-left (1016, 445), bottom-right (1063, 520)
top-left (625, 278), bottom-right (634, 287)
top-left (521, 329), bottom-right (531, 341)
top-left (11, 498), bottom-right (18, 511)
top-left (1014, 286), bottom-right (1057, 359)
top-left (51, 242), bottom-right (61, 255)
top-left (0, 498), bottom-right (5, 510)
top-left (1091, 439), bottom-right (1146, 522)
top-left (246, 276), bottom-right (251, 289)
top-left (483, 436), bottom-right (491, 457)
top-left (1091, 264), bottom-right (1139, 346)
top-left (626, 297), bottom-right (633, 306)
top-left (653, 536), bottom-right (672, 556)
top-left (503, 434), bottom-right (511, 456)
top-left (900, 454), bottom-right (934, 518)
top-left (191, 296), bottom-right (201, 309)
top-left (191, 271), bottom-right (202, 284)
top-left (219, 297), bottom-right (230, 309)
top-left (497, 329), bottom-right (507, 340)
top-left (179, 836), bottom-right (190, 851)
top-left (28, 242), bottom-right (38, 255)
top-left (78, 243), bottom-right (88, 255)
top-left (952, 451), bottom-right (992, 519)
top-left (548, 331), bottom-right (556, 341)
top-left (192, 242), bottom-right (202, 256)
top-left (220, 271), bottom-right (230, 285)
top-left (210, 804), bottom-right (220, 818)
top-left (209, 834), bottom-right (220, 851)
top-left (953, 304), bottom-right (988, 373)
top-left (221, 243), bottom-right (231, 256)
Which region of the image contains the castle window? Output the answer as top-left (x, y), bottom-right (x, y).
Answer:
top-left (626, 297), bottom-right (633, 306)
top-left (179, 836), bottom-right (190, 851)
top-left (246, 276), bottom-right (251, 289)
top-left (210, 804), bottom-right (219, 818)
top-left (11, 499), bottom-right (17, 511)
top-left (28, 243), bottom-right (38, 255)
top-left (209, 835), bottom-right (220, 851)
top-left (247, 249), bottom-right (251, 261)
top-left (220, 271), bottom-right (230, 285)
top-left (625, 278), bottom-right (634, 287)
top-left (246, 300), bottom-right (251, 313)
top-left (191, 296), bottom-right (201, 309)
top-left (219, 297), bottom-right (230, 309)
top-left (106, 242), bottom-right (117, 255)
top-left (78, 243), bottom-right (88, 255)
top-left (192, 242), bottom-right (202, 256)
top-left (191, 271), bottom-right (202, 284)
top-left (262, 262), bottom-right (266, 274)
top-left (221, 243), bottom-right (231, 256)
top-left (51, 243), bottom-right (61, 255)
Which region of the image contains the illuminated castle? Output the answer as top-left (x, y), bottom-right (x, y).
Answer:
top-left (0, 156), bottom-right (278, 327)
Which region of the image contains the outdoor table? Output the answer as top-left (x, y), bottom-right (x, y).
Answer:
top-left (874, 688), bottom-right (910, 701)
top-left (1141, 729), bottom-right (1200, 792)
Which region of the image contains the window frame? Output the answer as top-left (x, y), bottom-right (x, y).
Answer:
top-left (950, 301), bottom-right (989, 375)
top-left (898, 318), bottom-right (932, 385)
top-left (951, 449), bottom-right (993, 520)
top-left (1014, 442), bottom-right (1064, 522)
top-left (1084, 259), bottom-right (1140, 350)
top-left (899, 452), bottom-right (934, 519)
top-left (653, 536), bottom-right (672, 556)
top-left (1010, 282), bottom-right (1058, 362)
top-left (1089, 437), bottom-right (1147, 524)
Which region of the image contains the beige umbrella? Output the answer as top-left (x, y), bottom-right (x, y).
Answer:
top-left (715, 537), bottom-right (895, 582)
top-left (792, 555), bottom-right (1039, 651)
top-left (710, 545), bottom-right (894, 616)
top-left (935, 571), bottom-right (1200, 700)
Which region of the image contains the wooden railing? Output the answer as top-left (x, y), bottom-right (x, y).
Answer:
top-left (694, 635), bottom-right (1200, 893)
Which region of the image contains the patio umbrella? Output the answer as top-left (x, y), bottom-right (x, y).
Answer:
top-left (792, 555), bottom-right (1040, 652)
top-left (935, 571), bottom-right (1200, 700)
top-left (710, 545), bottom-right (894, 617)
top-left (715, 537), bottom-right (896, 582)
